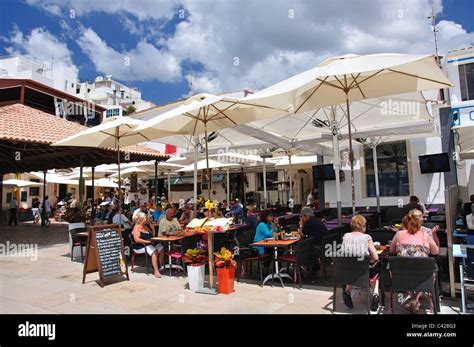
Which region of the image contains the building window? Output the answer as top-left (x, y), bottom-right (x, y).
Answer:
top-left (459, 62), bottom-right (474, 101)
top-left (364, 141), bottom-right (410, 197)
top-left (257, 171), bottom-right (278, 191)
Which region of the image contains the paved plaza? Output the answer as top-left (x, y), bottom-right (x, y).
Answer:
top-left (0, 224), bottom-right (462, 315)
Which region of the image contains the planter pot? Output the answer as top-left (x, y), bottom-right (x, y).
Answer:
top-left (187, 264), bottom-right (205, 292)
top-left (68, 222), bottom-right (86, 259)
top-left (216, 266), bottom-right (235, 294)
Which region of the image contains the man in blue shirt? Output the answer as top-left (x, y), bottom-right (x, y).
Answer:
top-left (152, 204), bottom-right (165, 223)
top-left (228, 199), bottom-right (244, 220)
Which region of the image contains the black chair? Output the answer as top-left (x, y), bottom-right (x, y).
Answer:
top-left (332, 257), bottom-right (371, 314)
top-left (277, 237), bottom-right (313, 289)
top-left (234, 228), bottom-right (268, 283)
top-left (387, 257), bottom-right (439, 314)
top-left (128, 233), bottom-right (151, 275)
top-left (212, 232), bottom-right (228, 252)
top-left (459, 246), bottom-right (474, 313)
top-left (69, 227), bottom-right (87, 263)
top-left (314, 233), bottom-right (341, 282)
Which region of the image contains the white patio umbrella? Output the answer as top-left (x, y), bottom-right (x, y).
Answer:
top-left (134, 93), bottom-right (286, 293)
top-left (53, 116), bottom-right (172, 208)
top-left (1, 179), bottom-right (43, 187)
top-left (244, 53), bottom-right (453, 212)
top-left (177, 158), bottom-right (238, 172)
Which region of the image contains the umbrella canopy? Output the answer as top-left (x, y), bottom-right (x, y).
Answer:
top-left (453, 124), bottom-right (474, 160)
top-left (53, 116), bottom-right (171, 207)
top-left (270, 155), bottom-right (318, 168)
top-left (177, 159), bottom-right (238, 172)
top-left (1, 179), bottom-right (43, 187)
top-left (53, 116), bottom-right (158, 148)
top-left (110, 166), bottom-right (148, 177)
top-left (134, 93), bottom-right (287, 138)
top-left (244, 53), bottom-right (452, 212)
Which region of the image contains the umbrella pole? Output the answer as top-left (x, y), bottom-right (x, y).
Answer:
top-left (91, 167), bottom-right (95, 224)
top-left (226, 168), bottom-right (230, 205)
top-left (116, 129), bottom-right (122, 231)
top-left (204, 126), bottom-right (211, 200)
top-left (193, 136), bottom-right (198, 215)
top-left (372, 142), bottom-right (381, 226)
top-left (263, 157), bottom-right (267, 209)
top-left (331, 108), bottom-right (342, 226)
top-left (41, 171), bottom-right (46, 227)
top-left (345, 93), bottom-right (356, 214)
top-left (204, 124), bottom-right (215, 291)
top-left (167, 171), bottom-right (171, 202)
top-left (154, 160), bottom-right (158, 206)
top-left (288, 154), bottom-right (293, 212)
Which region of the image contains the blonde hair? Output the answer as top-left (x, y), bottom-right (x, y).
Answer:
top-left (350, 215), bottom-right (367, 231)
top-left (402, 209), bottom-right (423, 234)
top-left (133, 211), bottom-right (147, 225)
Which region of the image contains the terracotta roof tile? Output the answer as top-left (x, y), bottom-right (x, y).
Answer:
top-left (0, 103), bottom-right (168, 159)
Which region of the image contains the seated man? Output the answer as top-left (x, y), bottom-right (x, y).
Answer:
top-left (179, 204), bottom-right (195, 225)
top-left (158, 208), bottom-right (182, 236)
top-left (298, 206), bottom-right (329, 270)
top-left (152, 204), bottom-right (165, 223)
top-left (228, 199), bottom-right (244, 220)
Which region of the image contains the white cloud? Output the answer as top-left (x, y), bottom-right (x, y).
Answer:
top-left (24, 0), bottom-right (474, 94)
top-left (3, 26), bottom-right (79, 88)
top-left (77, 27), bottom-right (182, 82)
top-left (26, 0), bottom-right (179, 20)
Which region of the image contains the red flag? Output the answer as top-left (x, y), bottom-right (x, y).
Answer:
top-left (165, 143), bottom-right (177, 154)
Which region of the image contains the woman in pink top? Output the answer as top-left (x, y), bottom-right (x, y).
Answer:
top-left (390, 209), bottom-right (439, 312)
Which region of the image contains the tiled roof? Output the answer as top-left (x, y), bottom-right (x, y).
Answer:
top-left (0, 103), bottom-right (167, 158)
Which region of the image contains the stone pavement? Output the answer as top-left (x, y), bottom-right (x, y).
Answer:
top-left (0, 240), bottom-right (462, 314)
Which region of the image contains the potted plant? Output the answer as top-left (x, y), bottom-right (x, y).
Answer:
top-left (183, 249), bottom-right (207, 292)
top-left (214, 247), bottom-right (237, 294)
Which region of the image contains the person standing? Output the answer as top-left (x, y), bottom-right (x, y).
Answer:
top-left (306, 190), bottom-right (314, 206)
top-left (8, 197), bottom-right (18, 226)
top-left (31, 198), bottom-right (41, 224)
top-left (43, 196), bottom-right (52, 225)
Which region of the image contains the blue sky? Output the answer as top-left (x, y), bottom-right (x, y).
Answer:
top-left (0, 0), bottom-right (473, 106)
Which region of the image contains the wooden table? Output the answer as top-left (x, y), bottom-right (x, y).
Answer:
top-left (151, 235), bottom-right (186, 276)
top-left (249, 238), bottom-right (300, 287)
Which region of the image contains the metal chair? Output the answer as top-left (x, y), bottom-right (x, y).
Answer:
top-left (460, 246), bottom-right (474, 313)
top-left (277, 237), bottom-right (313, 289)
top-left (235, 227), bottom-right (268, 283)
top-left (388, 256), bottom-right (439, 314)
top-left (128, 233), bottom-right (151, 275)
top-left (332, 256), bottom-right (371, 314)
top-left (69, 227), bottom-right (87, 263)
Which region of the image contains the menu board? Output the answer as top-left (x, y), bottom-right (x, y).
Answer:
top-left (95, 229), bottom-right (124, 279)
top-left (82, 225), bottom-right (129, 287)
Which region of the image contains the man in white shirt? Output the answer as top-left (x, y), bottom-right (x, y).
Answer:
top-left (8, 197), bottom-right (18, 226)
top-left (113, 208), bottom-right (132, 229)
top-left (158, 208), bottom-right (182, 236)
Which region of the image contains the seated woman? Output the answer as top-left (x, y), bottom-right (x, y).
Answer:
top-left (341, 215), bottom-right (380, 311)
top-left (253, 210), bottom-right (279, 255)
top-left (390, 209), bottom-right (439, 313)
top-left (131, 212), bottom-right (164, 278)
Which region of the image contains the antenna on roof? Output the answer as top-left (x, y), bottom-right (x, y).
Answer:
top-left (426, 0), bottom-right (441, 66)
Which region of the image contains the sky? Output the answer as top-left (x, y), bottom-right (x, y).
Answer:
top-left (0, 0), bottom-right (473, 106)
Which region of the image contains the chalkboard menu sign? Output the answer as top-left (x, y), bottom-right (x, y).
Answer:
top-left (130, 173), bottom-right (138, 192)
top-left (82, 224), bottom-right (129, 287)
top-left (96, 229), bottom-right (124, 278)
